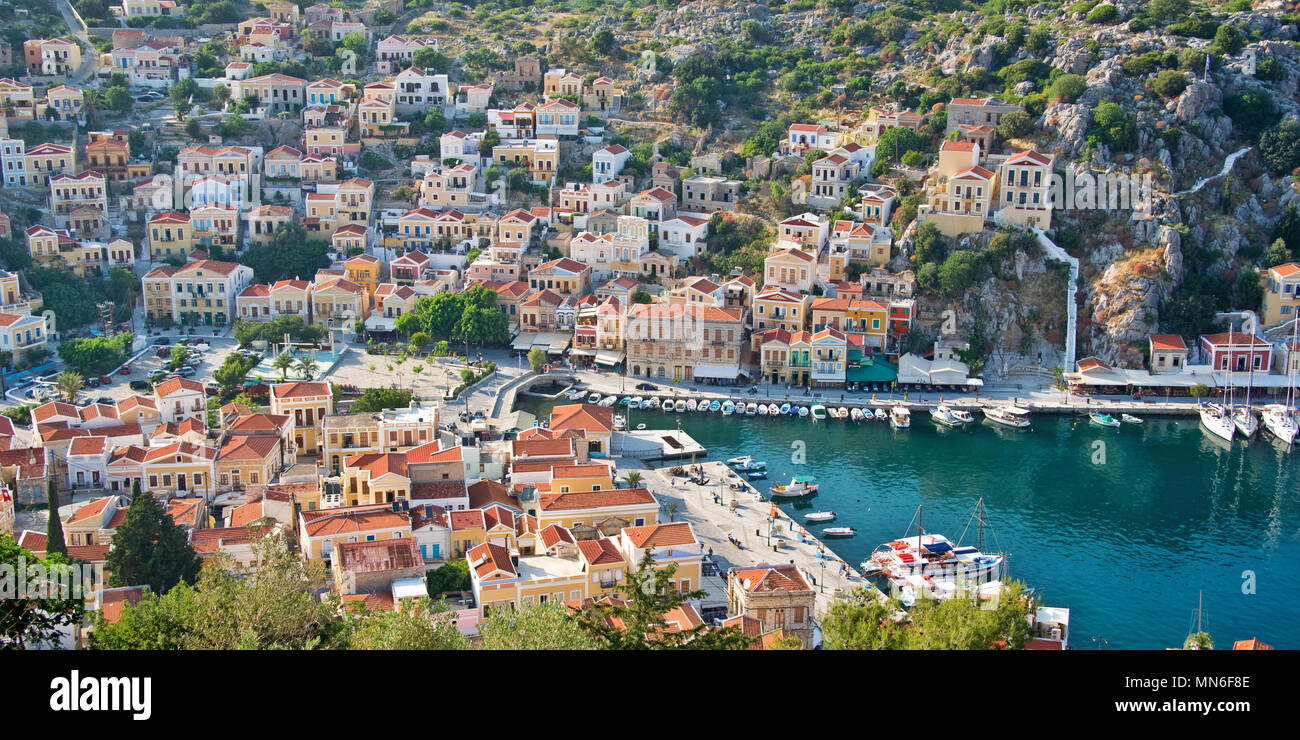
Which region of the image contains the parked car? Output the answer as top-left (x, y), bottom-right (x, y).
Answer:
top-left (156, 347), bottom-right (171, 359)
top-left (153, 337), bottom-right (170, 345)
top-left (99, 374), bottom-right (113, 385)
top-left (129, 380), bottom-right (151, 391)
top-left (84, 377), bottom-right (100, 387)
top-left (177, 366), bottom-right (197, 376)
top-left (636, 382), bottom-right (657, 391)
top-left (119, 365), bottom-right (131, 375)
top-left (95, 396), bottom-right (114, 405)
top-left (203, 384), bottom-right (220, 396)
top-left (149, 370), bottom-right (167, 383)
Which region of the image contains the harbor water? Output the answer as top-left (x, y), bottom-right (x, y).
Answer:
top-left (518, 397), bottom-right (1300, 648)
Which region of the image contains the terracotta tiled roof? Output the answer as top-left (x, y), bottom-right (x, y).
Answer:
top-left (538, 487), bottom-right (656, 512)
top-left (731, 564), bottom-right (813, 593)
top-left (576, 537), bottom-right (623, 565)
top-left (622, 522), bottom-right (695, 549)
top-left (300, 504), bottom-right (409, 537)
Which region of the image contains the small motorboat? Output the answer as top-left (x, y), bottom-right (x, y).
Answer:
top-left (754, 403), bottom-right (767, 416)
top-left (675, 399), bottom-right (687, 412)
top-left (804, 511), bottom-right (837, 522)
top-left (746, 470), bottom-right (768, 480)
top-left (835, 407), bottom-right (850, 419)
top-left (822, 527), bottom-right (856, 538)
top-left (875, 408), bottom-right (888, 421)
top-left (850, 407), bottom-right (864, 422)
top-left (797, 405), bottom-right (810, 418)
top-left (890, 406), bottom-right (911, 429)
top-left (931, 405), bottom-right (963, 427)
top-left (708, 400), bottom-right (721, 412)
top-left (951, 408), bottom-right (974, 424)
top-left (745, 402), bottom-right (757, 416)
top-left (618, 396), bottom-right (632, 407)
top-left (630, 396), bottom-right (644, 409)
top-left (1121, 413), bottom-right (1143, 424)
top-left (645, 397), bottom-right (661, 410)
top-left (565, 389), bottom-right (584, 400)
top-left (636, 423), bottom-right (647, 430)
top-left (600, 395), bottom-right (617, 407)
top-left (727, 456), bottom-right (765, 471)
top-left (686, 399), bottom-right (697, 412)
top-left (1089, 412), bottom-right (1121, 428)
top-left (613, 415), bottom-right (626, 430)
top-left (810, 404), bottom-right (827, 421)
top-left (696, 401), bottom-right (710, 414)
top-left (587, 392), bottom-right (602, 404)
top-left (770, 475), bottom-right (818, 497)
top-left (721, 400), bottom-right (736, 415)
top-left (779, 402), bottom-right (791, 415)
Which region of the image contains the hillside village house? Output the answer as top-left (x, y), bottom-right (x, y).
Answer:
top-left (269, 381), bottom-right (334, 456)
top-left (1261, 263), bottom-right (1300, 328)
top-left (146, 211), bottom-right (192, 261)
top-left (728, 564), bottom-right (817, 648)
top-left (24, 143), bottom-right (75, 187)
top-left (143, 259), bottom-right (254, 326)
top-left (920, 141), bottom-right (995, 237)
top-left (0, 312), bottom-right (49, 365)
top-left (996, 150), bottom-right (1055, 230)
top-left (625, 303), bottom-right (746, 383)
top-left (944, 97), bottom-right (1024, 136)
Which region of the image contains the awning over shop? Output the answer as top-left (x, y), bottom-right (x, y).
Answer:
top-left (364, 315), bottom-right (398, 332)
top-left (545, 333), bottom-right (571, 354)
top-left (595, 350), bottom-right (625, 367)
top-left (966, 378), bottom-right (984, 387)
top-left (569, 348), bottom-right (596, 358)
top-left (511, 334), bottom-right (535, 351)
top-left (693, 364), bottom-right (743, 380)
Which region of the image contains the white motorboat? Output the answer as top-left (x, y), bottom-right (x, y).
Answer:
top-left (675, 399), bottom-right (687, 412)
top-left (850, 407), bottom-right (865, 422)
top-left (697, 400), bottom-right (711, 414)
top-left (721, 400), bottom-right (736, 415)
top-left (875, 408), bottom-right (887, 421)
top-left (1121, 413), bottom-right (1143, 424)
top-left (769, 475), bottom-right (818, 497)
top-left (686, 399), bottom-right (697, 412)
top-left (1198, 403), bottom-right (1235, 442)
top-left (867, 501), bottom-right (1005, 583)
top-left (797, 405), bottom-right (809, 417)
top-left (822, 527), bottom-right (856, 538)
top-left (810, 404), bottom-right (827, 420)
top-left (612, 415), bottom-right (626, 430)
top-left (727, 455), bottom-right (759, 466)
top-left (663, 399), bottom-right (675, 413)
top-left (983, 405), bottom-right (1031, 429)
top-left (587, 392), bottom-right (602, 404)
top-left (930, 405), bottom-right (963, 427)
top-left (745, 402), bottom-right (757, 416)
top-left (1089, 412), bottom-right (1121, 428)
top-left (804, 511), bottom-right (837, 522)
top-left (600, 395), bottom-right (617, 407)
top-left (834, 407), bottom-right (849, 419)
top-left (951, 408), bottom-right (974, 424)
top-left (756, 403), bottom-right (769, 416)
top-left (645, 397), bottom-right (661, 410)
top-left (890, 406), bottom-right (910, 429)
top-left (630, 396), bottom-right (644, 409)
top-left (1262, 404), bottom-right (1298, 445)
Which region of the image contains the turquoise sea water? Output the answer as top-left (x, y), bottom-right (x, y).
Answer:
top-left (518, 397), bottom-right (1300, 649)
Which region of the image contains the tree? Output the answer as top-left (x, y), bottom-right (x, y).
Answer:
top-left (56, 371), bottom-right (84, 403)
top-left (1259, 120), bottom-right (1300, 176)
top-left (350, 387), bottom-right (414, 413)
top-left (573, 549), bottom-right (753, 650)
top-left (938, 250), bottom-right (986, 296)
top-left (295, 356), bottom-right (319, 381)
top-left (1210, 24), bottom-right (1245, 56)
top-left (240, 223), bottom-right (331, 283)
top-left (822, 582), bottom-right (1032, 649)
top-left (1047, 74), bottom-right (1087, 103)
top-left (527, 347), bottom-right (547, 373)
top-left (1274, 203), bottom-right (1300, 253)
top-left (45, 479), bottom-right (66, 557)
top-left (590, 28), bottom-right (618, 57)
top-left (1148, 69), bottom-right (1188, 99)
top-left (339, 597), bottom-right (469, 649)
top-left (1264, 238), bottom-right (1293, 268)
top-left (409, 332), bottom-right (431, 353)
top-left (479, 600), bottom-right (599, 650)
top-left (106, 486), bottom-right (201, 594)
top-left (412, 46), bottom-right (450, 73)
top-left (0, 537), bottom-right (85, 649)
top-left (1092, 102), bottom-right (1138, 152)
top-left (1223, 88), bottom-right (1278, 141)
top-left (214, 352), bottom-right (258, 390)
top-left (912, 222), bottom-right (948, 266)
top-left (57, 333), bottom-right (133, 376)
top-left (1189, 383), bottom-right (1212, 399)
top-left (426, 559), bottom-right (471, 595)
top-left (996, 110), bottom-right (1033, 140)
top-left (626, 471), bottom-right (643, 488)
top-left (877, 126), bottom-right (924, 163)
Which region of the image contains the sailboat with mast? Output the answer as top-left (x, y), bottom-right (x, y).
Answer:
top-left (1233, 325), bottom-right (1260, 438)
top-left (859, 499), bottom-right (1005, 584)
top-left (1262, 318), bottom-right (1299, 445)
top-left (1199, 325), bottom-right (1236, 442)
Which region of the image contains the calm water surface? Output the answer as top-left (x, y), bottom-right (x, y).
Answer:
top-left (518, 396), bottom-right (1300, 649)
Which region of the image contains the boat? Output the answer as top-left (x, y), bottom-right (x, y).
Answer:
top-left (746, 470), bottom-right (768, 480)
top-left (696, 401), bottom-right (710, 414)
top-left (983, 405), bottom-right (1031, 429)
top-left (890, 406), bottom-right (911, 429)
top-left (1262, 404), bottom-right (1298, 445)
top-left (1121, 413), bottom-right (1143, 424)
top-left (1197, 403), bottom-right (1235, 442)
top-left (636, 423), bottom-right (646, 430)
top-left (850, 407), bottom-right (865, 422)
top-left (662, 400), bottom-right (675, 413)
top-left (686, 399), bottom-right (697, 412)
top-left (930, 405), bottom-right (963, 427)
top-left (822, 527), bottom-right (856, 538)
top-left (618, 396), bottom-right (631, 407)
top-left (866, 500), bottom-right (1005, 584)
top-left (797, 405), bottom-right (809, 417)
top-left (769, 475), bottom-right (819, 497)
top-left (810, 404), bottom-right (827, 421)
top-left (721, 400), bottom-right (736, 415)
top-left (834, 407), bottom-right (849, 419)
top-left (612, 415), bottom-right (626, 430)
top-left (565, 389), bottom-right (584, 400)
top-left (779, 402), bottom-right (791, 415)
top-left (727, 456), bottom-right (766, 472)
top-left (645, 397), bottom-right (661, 409)
top-left (804, 511), bottom-right (837, 522)
top-left (757, 403), bottom-right (770, 416)
top-left (951, 407), bottom-right (974, 424)
top-left (1089, 412), bottom-right (1121, 428)
top-left (587, 392), bottom-right (602, 404)
top-left (1262, 318), bottom-right (1299, 445)
top-left (708, 400), bottom-right (721, 412)
top-left (745, 402), bottom-right (757, 416)
top-left (630, 396), bottom-right (643, 409)
top-left (1232, 406), bottom-right (1259, 438)
top-left (599, 395), bottom-right (617, 406)
top-left (875, 408), bottom-right (888, 421)
top-left (674, 399), bottom-right (687, 412)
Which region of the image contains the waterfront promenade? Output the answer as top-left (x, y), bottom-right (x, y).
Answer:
top-left (633, 460), bottom-right (876, 616)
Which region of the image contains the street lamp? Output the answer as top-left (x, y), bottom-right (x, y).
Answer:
top-left (819, 559), bottom-right (825, 594)
top-left (766, 515), bottom-right (773, 547)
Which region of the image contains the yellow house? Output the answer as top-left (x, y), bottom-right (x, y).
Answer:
top-left (311, 276), bottom-right (369, 327)
top-left (142, 441), bottom-right (216, 498)
top-left (147, 211), bottom-right (193, 261)
top-left (763, 248), bottom-right (816, 294)
top-left (617, 522), bottom-right (702, 595)
top-left (269, 381), bottom-right (334, 456)
top-left (547, 403), bottom-right (613, 455)
top-left (215, 435), bottom-right (281, 491)
top-left (536, 487), bottom-right (658, 533)
top-left (752, 286), bottom-right (810, 336)
top-left (344, 254), bottom-right (382, 301)
top-left (298, 503), bottom-right (412, 563)
top-left (337, 452), bottom-right (411, 507)
top-left (1261, 262), bottom-right (1300, 328)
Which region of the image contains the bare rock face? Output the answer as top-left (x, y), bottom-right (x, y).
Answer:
top-left (966, 38), bottom-right (999, 71)
top-left (255, 118), bottom-right (302, 150)
top-left (1040, 102), bottom-right (1092, 157)
top-left (1087, 249), bottom-right (1176, 365)
top-left (1051, 38), bottom-right (1095, 75)
top-left (1174, 81), bottom-right (1221, 122)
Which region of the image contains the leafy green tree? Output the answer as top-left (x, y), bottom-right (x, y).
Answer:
top-left (1092, 102), bottom-right (1138, 152)
top-left (1148, 69), bottom-right (1188, 99)
top-left (412, 46), bottom-right (450, 73)
top-left (350, 387), bottom-right (414, 413)
top-left (1264, 238), bottom-right (1293, 268)
top-left (213, 352), bottom-right (258, 390)
top-left (45, 479), bottom-right (66, 557)
top-left (1259, 120), bottom-right (1300, 175)
top-left (409, 332), bottom-right (431, 352)
top-left (0, 537), bottom-right (86, 649)
top-left (240, 223), bottom-right (331, 283)
top-left (912, 222), bottom-right (948, 266)
top-left (1223, 88), bottom-right (1278, 141)
top-left (56, 333), bottom-right (133, 376)
top-left (426, 559), bottom-right (471, 595)
top-left (339, 597), bottom-right (469, 649)
top-left (106, 486), bottom-right (201, 594)
top-left (996, 110), bottom-right (1033, 140)
top-left (1210, 24), bottom-right (1245, 56)
top-left (527, 347), bottom-right (547, 373)
top-left (479, 600), bottom-right (599, 650)
top-left (295, 356), bottom-right (319, 381)
top-left (1274, 203), bottom-right (1300, 253)
top-left (938, 250), bottom-right (987, 296)
top-left (1047, 74), bottom-right (1087, 102)
top-left (573, 549), bottom-right (752, 650)
top-left (590, 28), bottom-right (618, 57)
top-left (877, 126), bottom-right (924, 163)
top-left (823, 581), bottom-right (1032, 649)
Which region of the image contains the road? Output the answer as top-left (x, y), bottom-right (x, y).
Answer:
top-left (56, 0), bottom-right (99, 86)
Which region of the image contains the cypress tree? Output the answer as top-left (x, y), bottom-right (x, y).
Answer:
top-left (105, 488), bottom-right (201, 594)
top-left (45, 479), bottom-right (66, 557)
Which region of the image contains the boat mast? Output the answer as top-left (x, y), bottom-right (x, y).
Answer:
top-left (977, 498), bottom-right (984, 553)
